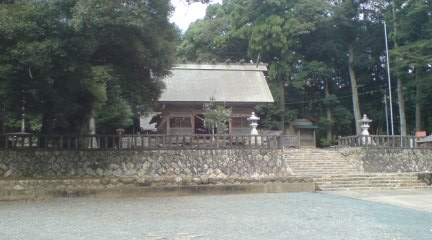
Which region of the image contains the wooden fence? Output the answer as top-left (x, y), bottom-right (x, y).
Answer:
top-left (338, 135), bottom-right (417, 149)
top-left (0, 133), bottom-right (297, 150)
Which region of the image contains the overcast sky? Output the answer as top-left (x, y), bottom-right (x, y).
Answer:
top-left (170, 0), bottom-right (222, 32)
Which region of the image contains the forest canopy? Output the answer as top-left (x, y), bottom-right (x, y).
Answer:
top-left (178, 0), bottom-right (432, 145)
top-left (0, 0), bottom-right (431, 145)
top-left (0, 0), bottom-right (177, 134)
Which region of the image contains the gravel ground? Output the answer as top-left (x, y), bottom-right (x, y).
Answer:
top-left (1, 192), bottom-right (431, 240)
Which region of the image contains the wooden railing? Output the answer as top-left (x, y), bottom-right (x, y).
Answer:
top-left (281, 135), bottom-right (299, 148)
top-left (0, 133), bottom-right (289, 150)
top-left (338, 135), bottom-right (418, 149)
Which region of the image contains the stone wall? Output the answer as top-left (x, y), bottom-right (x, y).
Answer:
top-left (339, 148), bottom-right (432, 173)
top-left (0, 149), bottom-right (289, 182)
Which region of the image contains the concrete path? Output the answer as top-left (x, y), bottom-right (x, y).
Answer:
top-left (1, 192), bottom-right (432, 240)
top-left (325, 188), bottom-right (432, 213)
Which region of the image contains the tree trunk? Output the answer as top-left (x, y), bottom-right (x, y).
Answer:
top-left (0, 116), bottom-right (4, 133)
top-left (40, 113), bottom-right (55, 135)
top-left (279, 81), bottom-right (285, 133)
top-left (348, 44), bottom-right (362, 135)
top-left (325, 81), bottom-right (333, 140)
top-left (392, 0), bottom-right (407, 136)
top-left (415, 71), bottom-right (422, 131)
top-left (39, 112), bottom-right (55, 147)
top-left (396, 75), bottom-right (407, 135)
top-left (88, 112), bottom-right (96, 135)
top-left (88, 111), bottom-right (98, 148)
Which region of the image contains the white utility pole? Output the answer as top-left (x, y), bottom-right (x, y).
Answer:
top-left (384, 21), bottom-right (395, 135)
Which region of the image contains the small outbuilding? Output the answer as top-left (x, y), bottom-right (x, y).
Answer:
top-left (416, 134), bottom-right (432, 148)
top-left (286, 118), bottom-right (318, 148)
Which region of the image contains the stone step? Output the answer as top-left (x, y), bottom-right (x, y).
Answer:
top-left (283, 150), bottom-right (356, 173)
top-left (285, 158), bottom-right (349, 160)
top-left (287, 163), bottom-right (358, 166)
top-left (288, 155), bottom-right (345, 157)
top-left (286, 161), bottom-right (347, 166)
top-left (315, 179), bottom-right (424, 184)
top-left (293, 172), bottom-right (357, 177)
top-left (285, 157), bottom-right (347, 158)
top-left (283, 149), bottom-right (430, 191)
top-left (317, 182), bottom-right (427, 187)
top-left (319, 185), bottom-right (432, 191)
top-left (318, 181), bottom-right (429, 187)
top-left (313, 173), bottom-right (420, 178)
top-left (286, 161), bottom-right (350, 163)
top-left (313, 177), bottom-right (421, 181)
top-left (290, 169), bottom-right (357, 172)
top-left (317, 183), bottom-right (429, 190)
top-left (314, 179), bottom-right (422, 183)
top-left (287, 158), bottom-right (349, 159)
top-left (285, 158), bottom-right (348, 160)
top-left (290, 167), bottom-right (360, 170)
top-left (312, 173), bottom-right (430, 190)
top-left (293, 173), bottom-right (362, 176)
top-left (289, 166), bottom-right (357, 169)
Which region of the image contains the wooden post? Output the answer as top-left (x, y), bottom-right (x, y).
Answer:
top-left (313, 129), bottom-right (316, 148)
top-left (167, 114), bottom-right (171, 135)
top-left (297, 129), bottom-right (301, 148)
top-left (191, 113), bottom-right (195, 134)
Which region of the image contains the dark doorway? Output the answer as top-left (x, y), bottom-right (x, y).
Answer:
top-left (194, 114), bottom-right (208, 134)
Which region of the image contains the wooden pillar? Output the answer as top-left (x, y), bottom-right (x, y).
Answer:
top-left (191, 113), bottom-right (195, 134)
top-left (313, 129), bottom-right (316, 148)
top-left (190, 113), bottom-right (194, 134)
top-left (297, 129), bottom-right (301, 148)
top-left (167, 114), bottom-right (171, 135)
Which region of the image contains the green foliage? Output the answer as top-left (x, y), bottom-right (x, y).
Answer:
top-left (203, 97), bottom-right (232, 134)
top-left (93, 66), bottom-right (133, 134)
top-left (331, 105), bottom-right (354, 136)
top-left (255, 83), bottom-right (296, 130)
top-left (0, 0), bottom-right (177, 134)
top-left (177, 3), bottom-right (246, 62)
top-left (319, 138), bottom-right (337, 148)
top-left (177, 0), bottom-right (432, 140)
top-left (389, 0), bottom-right (432, 132)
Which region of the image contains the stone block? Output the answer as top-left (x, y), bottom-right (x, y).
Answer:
top-left (0, 163), bottom-right (8, 171)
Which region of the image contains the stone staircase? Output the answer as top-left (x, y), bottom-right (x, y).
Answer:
top-left (313, 173), bottom-right (430, 191)
top-left (283, 149), bottom-right (431, 191)
top-left (284, 149), bottom-right (361, 176)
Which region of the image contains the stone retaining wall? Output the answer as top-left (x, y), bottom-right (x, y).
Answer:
top-left (0, 149), bottom-right (311, 200)
top-left (0, 176), bottom-right (315, 201)
top-left (339, 148), bottom-right (432, 173)
top-left (0, 149), bottom-right (289, 181)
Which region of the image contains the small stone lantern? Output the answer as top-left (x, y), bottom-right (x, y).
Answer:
top-left (359, 114), bottom-right (372, 136)
top-left (359, 114), bottom-right (373, 145)
top-left (247, 112), bottom-right (260, 136)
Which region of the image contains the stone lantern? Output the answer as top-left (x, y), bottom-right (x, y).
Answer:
top-left (359, 114), bottom-right (372, 136)
top-left (247, 112), bottom-right (260, 136)
top-left (359, 114), bottom-right (373, 145)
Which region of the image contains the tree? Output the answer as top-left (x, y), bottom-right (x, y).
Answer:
top-left (390, 0), bottom-right (432, 132)
top-left (178, 0), bottom-right (428, 140)
top-left (95, 70), bottom-right (134, 134)
top-left (221, 0), bottom-right (332, 133)
top-left (0, 1), bottom-right (94, 134)
top-left (177, 3), bottom-right (247, 62)
top-left (295, 61), bottom-right (337, 140)
top-left (0, 0), bottom-right (177, 135)
top-left (388, 0), bottom-right (407, 135)
top-left (203, 97), bottom-right (231, 134)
